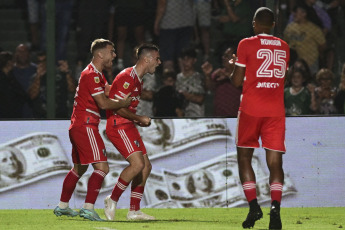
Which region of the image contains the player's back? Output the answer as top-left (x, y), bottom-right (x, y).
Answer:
top-left (236, 34), bottom-right (290, 117)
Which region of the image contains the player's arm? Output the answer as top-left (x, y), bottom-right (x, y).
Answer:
top-left (116, 107), bottom-right (151, 127)
top-left (104, 84), bottom-right (111, 97)
top-left (229, 54), bottom-right (245, 88)
top-left (93, 92), bottom-right (131, 110)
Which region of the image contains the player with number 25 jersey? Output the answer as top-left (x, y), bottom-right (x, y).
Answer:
top-left (236, 34), bottom-right (290, 117)
top-left (230, 8), bottom-right (289, 230)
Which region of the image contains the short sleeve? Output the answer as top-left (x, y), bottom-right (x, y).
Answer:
top-left (236, 39), bottom-right (247, 67)
top-left (111, 74), bottom-right (134, 99)
top-left (87, 73), bottom-right (105, 96)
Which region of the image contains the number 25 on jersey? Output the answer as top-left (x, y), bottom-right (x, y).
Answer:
top-left (256, 49), bottom-right (287, 78)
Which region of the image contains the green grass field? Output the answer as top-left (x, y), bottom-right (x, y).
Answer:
top-left (0, 207), bottom-right (344, 230)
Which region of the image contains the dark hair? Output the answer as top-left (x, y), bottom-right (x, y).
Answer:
top-left (0, 51), bottom-right (13, 69)
top-left (254, 7), bottom-right (275, 27)
top-left (162, 69), bottom-right (177, 81)
top-left (287, 66), bottom-right (307, 86)
top-left (136, 43), bottom-right (159, 59)
top-left (180, 47), bottom-right (197, 58)
top-left (90, 38), bottom-right (114, 55)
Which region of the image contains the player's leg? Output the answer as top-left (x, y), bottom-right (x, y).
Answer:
top-left (261, 116), bottom-right (285, 230)
top-left (237, 147), bottom-right (263, 228)
top-left (79, 162), bottom-right (109, 221)
top-left (236, 111), bottom-right (263, 228)
top-left (74, 126), bottom-right (108, 221)
top-left (266, 150), bottom-right (284, 230)
top-left (127, 155), bottom-right (155, 220)
top-left (54, 163), bottom-right (88, 217)
top-left (104, 151), bottom-right (145, 220)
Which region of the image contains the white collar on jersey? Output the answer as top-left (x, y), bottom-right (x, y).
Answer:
top-left (132, 65), bottom-right (142, 83)
top-left (90, 62), bottom-right (102, 75)
top-left (257, 33), bottom-right (273, 37)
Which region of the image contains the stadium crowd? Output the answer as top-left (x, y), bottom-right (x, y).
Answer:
top-left (0, 0), bottom-right (345, 119)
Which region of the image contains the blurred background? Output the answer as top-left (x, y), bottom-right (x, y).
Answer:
top-left (0, 0), bottom-right (345, 119)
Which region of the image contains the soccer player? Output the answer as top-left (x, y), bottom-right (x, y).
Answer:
top-left (54, 39), bottom-right (132, 221)
top-left (103, 44), bottom-right (161, 221)
top-left (230, 7), bottom-right (290, 230)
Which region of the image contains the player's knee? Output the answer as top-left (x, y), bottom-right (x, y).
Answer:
top-left (145, 161), bottom-right (152, 173)
top-left (102, 166), bottom-right (110, 175)
top-left (130, 160), bottom-right (145, 173)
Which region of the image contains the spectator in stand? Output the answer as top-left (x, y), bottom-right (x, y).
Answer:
top-left (108, 1), bottom-right (146, 70)
top-left (13, 44), bottom-right (37, 92)
top-left (31, 0), bottom-right (75, 60)
top-left (0, 51), bottom-right (30, 119)
top-left (154, 0), bottom-right (194, 71)
top-left (175, 48), bottom-right (205, 117)
top-left (26, 0), bottom-right (42, 51)
top-left (309, 68), bottom-right (338, 114)
top-left (153, 69), bottom-right (185, 117)
top-left (291, 58), bottom-right (313, 83)
top-left (193, 0), bottom-right (212, 61)
top-left (202, 47), bottom-right (241, 117)
top-left (28, 52), bottom-right (76, 118)
top-left (284, 4), bottom-right (326, 75)
top-left (75, 0), bottom-right (111, 80)
top-left (335, 63), bottom-right (345, 114)
top-left (217, 0), bottom-right (253, 48)
top-left (284, 67), bottom-right (313, 115)
top-left (13, 44), bottom-right (36, 118)
top-left (288, 0), bottom-right (335, 70)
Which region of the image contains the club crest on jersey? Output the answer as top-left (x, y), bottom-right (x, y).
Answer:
top-left (94, 76), bottom-right (100, 83)
top-left (134, 140), bottom-right (140, 147)
top-left (123, 82), bottom-right (130, 89)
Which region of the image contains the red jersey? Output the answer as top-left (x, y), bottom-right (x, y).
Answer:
top-left (106, 66), bottom-right (143, 125)
top-left (236, 34), bottom-right (290, 117)
top-left (70, 63), bottom-right (108, 129)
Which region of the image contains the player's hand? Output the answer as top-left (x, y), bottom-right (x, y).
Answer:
top-left (120, 93), bottom-right (132, 108)
top-left (134, 116), bottom-right (151, 127)
top-left (229, 54), bottom-right (237, 65)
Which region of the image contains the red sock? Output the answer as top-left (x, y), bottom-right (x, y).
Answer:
top-left (242, 181), bottom-right (257, 203)
top-left (130, 185), bottom-right (144, 211)
top-left (85, 170), bottom-right (107, 204)
top-left (111, 177), bottom-right (129, 202)
top-left (60, 169), bottom-right (80, 202)
top-left (270, 182), bottom-right (283, 203)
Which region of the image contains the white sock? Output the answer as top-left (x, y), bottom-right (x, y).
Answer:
top-left (58, 201), bottom-right (69, 209)
top-left (83, 203), bottom-right (94, 210)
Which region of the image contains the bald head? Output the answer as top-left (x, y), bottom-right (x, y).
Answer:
top-left (14, 44), bottom-right (30, 66)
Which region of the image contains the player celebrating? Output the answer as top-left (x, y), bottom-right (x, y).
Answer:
top-left (230, 7), bottom-right (289, 230)
top-left (54, 39), bottom-right (132, 221)
top-left (103, 44), bottom-right (161, 221)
